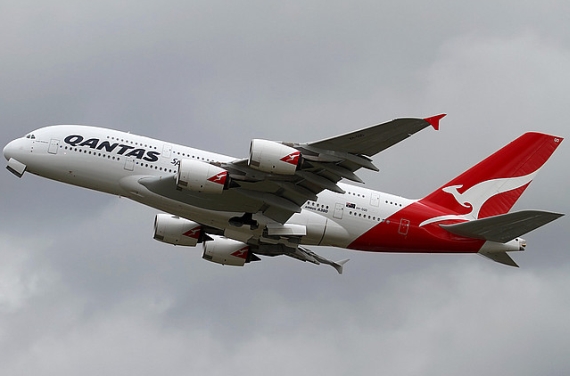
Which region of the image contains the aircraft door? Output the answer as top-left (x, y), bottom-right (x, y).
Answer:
top-left (370, 192), bottom-right (380, 207)
top-left (398, 219), bottom-right (410, 236)
top-left (48, 139), bottom-right (59, 154)
top-left (162, 144), bottom-right (172, 158)
top-left (124, 157), bottom-right (135, 171)
top-left (333, 203), bottom-right (344, 219)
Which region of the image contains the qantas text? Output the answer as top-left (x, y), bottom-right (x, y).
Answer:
top-left (64, 135), bottom-right (160, 162)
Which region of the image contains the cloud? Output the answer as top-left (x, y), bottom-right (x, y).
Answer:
top-left (0, 236), bottom-right (57, 314)
top-left (424, 33), bottom-right (570, 131)
top-left (2, 240), bottom-right (569, 376)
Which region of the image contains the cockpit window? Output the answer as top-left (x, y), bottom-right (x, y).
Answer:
top-left (25, 134), bottom-right (36, 139)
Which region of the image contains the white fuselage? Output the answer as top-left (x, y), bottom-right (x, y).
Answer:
top-left (4, 125), bottom-right (411, 249)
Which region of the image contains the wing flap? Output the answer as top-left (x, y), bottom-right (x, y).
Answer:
top-left (287, 246), bottom-right (349, 274)
top-left (295, 170), bottom-right (345, 194)
top-left (300, 145), bottom-right (379, 171)
top-left (235, 188), bottom-right (302, 214)
top-left (309, 161), bottom-right (364, 183)
top-left (253, 243), bottom-right (349, 274)
top-left (440, 210), bottom-right (564, 243)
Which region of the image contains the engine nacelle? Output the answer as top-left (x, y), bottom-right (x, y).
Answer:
top-left (176, 159), bottom-right (229, 194)
top-left (249, 139), bottom-right (301, 175)
top-left (153, 214), bottom-right (202, 246)
top-left (202, 236), bottom-right (251, 267)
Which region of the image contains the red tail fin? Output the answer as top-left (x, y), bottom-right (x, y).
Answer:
top-left (420, 132), bottom-right (563, 219)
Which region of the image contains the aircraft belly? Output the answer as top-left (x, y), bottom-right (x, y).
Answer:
top-left (320, 219), bottom-right (352, 247)
top-left (288, 211), bottom-right (327, 245)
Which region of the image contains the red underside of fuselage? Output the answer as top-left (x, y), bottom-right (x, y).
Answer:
top-left (347, 201), bottom-right (485, 254)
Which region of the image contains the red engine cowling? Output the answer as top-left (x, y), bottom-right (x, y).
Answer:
top-left (153, 214), bottom-right (202, 246)
top-left (248, 139), bottom-right (301, 175)
top-left (202, 236), bottom-right (251, 267)
top-left (176, 159), bottom-right (229, 194)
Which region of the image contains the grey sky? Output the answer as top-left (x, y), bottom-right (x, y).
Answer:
top-left (1, 1), bottom-right (569, 375)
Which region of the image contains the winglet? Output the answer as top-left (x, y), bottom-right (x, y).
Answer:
top-left (423, 114), bottom-right (446, 130)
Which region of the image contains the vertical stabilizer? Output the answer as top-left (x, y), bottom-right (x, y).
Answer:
top-left (420, 132), bottom-right (563, 219)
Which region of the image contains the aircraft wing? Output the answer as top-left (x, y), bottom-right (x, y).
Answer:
top-left (141, 115), bottom-right (444, 223)
top-left (306, 114), bottom-right (445, 157)
top-left (220, 115), bottom-right (444, 222)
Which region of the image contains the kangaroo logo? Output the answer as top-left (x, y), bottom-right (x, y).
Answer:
top-left (280, 151), bottom-right (300, 165)
top-left (231, 247), bottom-right (249, 259)
top-left (420, 170), bottom-right (539, 227)
top-left (207, 172), bottom-right (228, 185)
top-left (182, 227), bottom-right (201, 239)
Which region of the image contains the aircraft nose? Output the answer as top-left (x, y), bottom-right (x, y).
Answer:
top-left (3, 139), bottom-right (16, 161)
top-left (3, 138), bottom-right (25, 161)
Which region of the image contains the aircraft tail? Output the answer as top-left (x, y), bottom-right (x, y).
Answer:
top-left (420, 132), bottom-right (563, 219)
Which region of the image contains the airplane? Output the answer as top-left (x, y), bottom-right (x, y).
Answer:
top-left (3, 115), bottom-right (564, 273)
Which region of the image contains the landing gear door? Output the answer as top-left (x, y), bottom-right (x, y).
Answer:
top-left (48, 139), bottom-right (59, 154)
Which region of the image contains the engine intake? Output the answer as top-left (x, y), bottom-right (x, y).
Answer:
top-left (249, 139), bottom-right (301, 175)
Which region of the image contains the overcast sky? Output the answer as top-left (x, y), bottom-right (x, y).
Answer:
top-left (1, 1), bottom-right (569, 375)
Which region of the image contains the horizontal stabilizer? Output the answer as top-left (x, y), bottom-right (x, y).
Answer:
top-left (479, 252), bottom-right (519, 267)
top-left (440, 210), bottom-right (564, 243)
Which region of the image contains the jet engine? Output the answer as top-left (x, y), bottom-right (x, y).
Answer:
top-left (176, 159), bottom-right (229, 194)
top-left (202, 236), bottom-right (257, 267)
top-left (249, 139), bottom-right (301, 175)
top-left (153, 214), bottom-right (203, 246)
